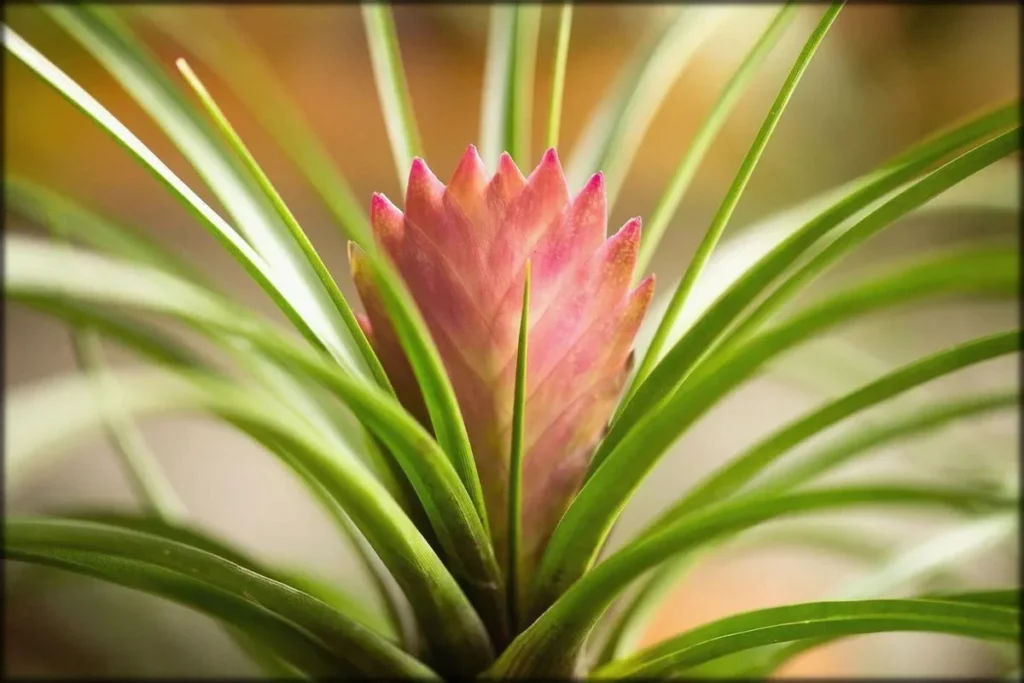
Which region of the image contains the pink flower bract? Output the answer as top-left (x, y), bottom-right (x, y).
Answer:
top-left (350, 146), bottom-right (654, 577)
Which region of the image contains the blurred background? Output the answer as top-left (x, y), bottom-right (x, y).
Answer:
top-left (4, 3), bottom-right (1020, 677)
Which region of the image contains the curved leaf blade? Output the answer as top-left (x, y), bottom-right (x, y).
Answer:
top-left (636, 2), bottom-right (799, 276)
top-left (361, 2), bottom-right (423, 191)
top-left (602, 103), bottom-right (1019, 474)
top-left (594, 596), bottom-right (1019, 677)
top-left (630, 3), bottom-right (843, 391)
top-left (565, 5), bottom-right (732, 205)
top-left (533, 248), bottom-right (1018, 615)
top-left (174, 58), bottom-right (392, 394)
top-left (494, 484), bottom-right (1015, 676)
top-left (39, 6), bottom-right (367, 375)
top-left (5, 517), bottom-right (436, 678)
top-left (649, 337), bottom-right (1021, 529)
top-left (544, 3), bottom-right (573, 151)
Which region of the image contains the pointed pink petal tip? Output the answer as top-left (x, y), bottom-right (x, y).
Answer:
top-left (634, 273), bottom-right (656, 297)
top-left (540, 147), bottom-right (560, 166)
top-left (407, 157), bottom-right (441, 193)
top-left (497, 151), bottom-right (519, 172)
top-left (616, 216), bottom-right (642, 241)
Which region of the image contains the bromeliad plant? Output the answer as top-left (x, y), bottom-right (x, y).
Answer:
top-left (4, 2), bottom-right (1021, 678)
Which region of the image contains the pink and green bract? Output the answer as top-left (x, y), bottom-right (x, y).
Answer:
top-left (350, 145), bottom-right (654, 578)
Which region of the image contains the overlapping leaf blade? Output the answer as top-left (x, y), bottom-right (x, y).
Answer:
top-left (39, 6), bottom-right (369, 376)
top-left (5, 518), bottom-right (436, 678)
top-left (532, 247), bottom-right (1018, 615)
top-left (494, 484), bottom-right (1015, 676)
top-left (594, 595), bottom-right (1019, 677)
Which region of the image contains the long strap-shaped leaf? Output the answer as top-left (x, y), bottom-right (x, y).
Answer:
top-left (359, 5), bottom-right (498, 521)
top-left (5, 236), bottom-right (502, 666)
top-left (709, 127), bottom-right (1022, 355)
top-left (6, 361), bottom-right (493, 674)
top-left (39, 6), bottom-right (367, 377)
top-left (479, 4), bottom-right (515, 170)
top-left (744, 517), bottom-right (1019, 676)
top-left (591, 517), bottom-right (905, 667)
top-left (6, 176), bottom-right (212, 287)
top-left (5, 518), bottom-right (436, 678)
top-left (507, 265), bottom-right (531, 632)
top-left (492, 484), bottom-right (1015, 676)
top-left (594, 391), bottom-right (1018, 662)
top-left (7, 128), bottom-right (424, 534)
top-left (94, 8), bottom-right (484, 518)
top-left (58, 510), bottom-right (399, 641)
top-left (173, 58), bottom-right (392, 394)
top-left (531, 248), bottom-right (1018, 616)
top-left (11, 293), bottom-right (410, 638)
top-left (593, 595), bottom-right (1019, 677)
top-left (361, 2), bottom-right (422, 192)
top-left (7, 180), bottom-right (416, 640)
top-left (124, 5), bottom-right (369, 245)
top-left (596, 107), bottom-right (1020, 478)
top-left (44, 209), bottom-right (301, 673)
top-left (565, 5), bottom-right (733, 206)
top-left (648, 334), bottom-right (1022, 530)
top-left (1, 24), bottom-right (337, 369)
top-left (759, 392), bottom-right (1019, 494)
top-left (635, 3), bottom-right (799, 275)
top-left (628, 2), bottom-right (843, 400)
top-left (543, 3), bottom-right (573, 151)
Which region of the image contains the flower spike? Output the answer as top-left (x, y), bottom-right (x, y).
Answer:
top-left (351, 147), bottom-right (654, 579)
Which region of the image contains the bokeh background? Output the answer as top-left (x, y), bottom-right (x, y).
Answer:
top-left (4, 3), bottom-right (1020, 677)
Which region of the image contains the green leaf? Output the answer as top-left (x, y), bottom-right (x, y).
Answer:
top-left (759, 392), bottom-right (1019, 494)
top-left (532, 248), bottom-right (1018, 616)
top-left (13, 297), bottom-right (208, 373)
top-left (648, 337), bottom-right (1021, 529)
top-left (593, 596), bottom-right (1019, 677)
top-left (543, 3), bottom-right (573, 151)
top-left (361, 3), bottom-right (423, 192)
top-left (39, 206), bottom-right (188, 521)
top-left (55, 509), bottom-right (398, 641)
top-left (36, 7), bottom-right (369, 377)
top-left (591, 518), bottom-right (900, 667)
top-left (354, 247), bottom-right (493, 546)
top-left (614, 390), bottom-right (1019, 669)
top-left (507, 264), bottom-right (531, 631)
top-left (104, 9), bottom-right (473, 488)
top-left (67, 331), bottom-right (188, 522)
top-left (6, 362), bottom-right (494, 674)
top-left (565, 5), bottom-right (732, 206)
top-left (477, 3), bottom-right (541, 168)
top-left (5, 236), bottom-right (502, 670)
top-left (710, 126), bottom-right (1021, 355)
top-left (592, 554), bottom-right (700, 667)
top-left (5, 517), bottom-right (437, 678)
top-left (595, 103), bottom-right (1019, 481)
top-left (7, 175), bottom-right (422, 536)
top-left (123, 5), bottom-right (369, 245)
top-left (5, 175), bottom-right (210, 287)
top-left (509, 4), bottom-right (542, 167)
top-left (479, 4), bottom-right (516, 170)
top-left (745, 515), bottom-right (1019, 677)
top-left (1, 22), bottom-right (341, 367)
top-left (13, 214), bottom-right (417, 653)
top-left (628, 2), bottom-right (844, 401)
top-left (842, 515), bottom-right (1018, 601)
top-left (493, 484), bottom-right (1015, 677)
top-left (635, 3), bottom-right (799, 276)
top-left (174, 58), bottom-right (392, 394)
